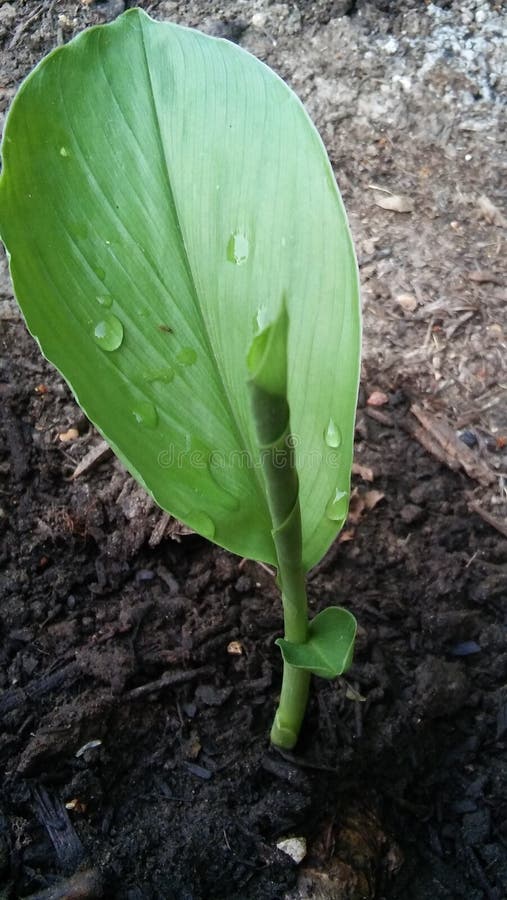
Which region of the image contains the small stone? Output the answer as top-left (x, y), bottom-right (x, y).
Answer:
top-left (251, 12), bottom-right (267, 28)
top-left (395, 293), bottom-right (418, 312)
top-left (58, 427), bottom-right (79, 442)
top-left (276, 836), bottom-right (307, 864)
top-left (367, 390), bottom-right (389, 407)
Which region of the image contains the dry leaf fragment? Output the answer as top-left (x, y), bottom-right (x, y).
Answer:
top-left (363, 490), bottom-right (385, 511)
top-left (58, 427), bottom-right (79, 442)
top-left (374, 193), bottom-right (414, 213)
top-left (227, 641), bottom-right (243, 655)
top-left (347, 489), bottom-right (384, 526)
top-left (352, 462), bottom-right (374, 482)
top-left (395, 293), bottom-right (418, 312)
top-left (477, 195), bottom-right (506, 228)
top-left (367, 390), bottom-right (389, 407)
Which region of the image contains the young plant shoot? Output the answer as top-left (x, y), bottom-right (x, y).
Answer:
top-left (0, 10), bottom-right (361, 748)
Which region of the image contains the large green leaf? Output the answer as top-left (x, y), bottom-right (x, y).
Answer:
top-left (0, 9), bottom-right (360, 569)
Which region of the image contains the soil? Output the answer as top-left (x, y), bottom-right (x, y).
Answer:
top-left (1, 1), bottom-right (506, 899)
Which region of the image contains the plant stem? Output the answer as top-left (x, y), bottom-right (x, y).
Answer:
top-left (270, 560), bottom-right (310, 749)
top-left (247, 305), bottom-right (311, 749)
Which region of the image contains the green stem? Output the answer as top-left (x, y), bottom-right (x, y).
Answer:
top-left (247, 304), bottom-right (311, 749)
top-left (270, 561), bottom-right (311, 749)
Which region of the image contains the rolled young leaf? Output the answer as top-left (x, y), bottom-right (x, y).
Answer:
top-left (0, 9), bottom-right (360, 569)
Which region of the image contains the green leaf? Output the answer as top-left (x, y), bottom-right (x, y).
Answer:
top-left (247, 300), bottom-right (288, 401)
top-left (0, 9), bottom-right (360, 569)
top-left (276, 607), bottom-right (357, 678)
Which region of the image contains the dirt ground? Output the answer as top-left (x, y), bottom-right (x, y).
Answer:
top-left (1, 1), bottom-right (506, 898)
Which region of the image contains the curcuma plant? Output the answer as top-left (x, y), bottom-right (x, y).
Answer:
top-left (0, 9), bottom-right (360, 748)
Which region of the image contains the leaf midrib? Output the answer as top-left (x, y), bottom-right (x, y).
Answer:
top-left (136, 18), bottom-right (270, 520)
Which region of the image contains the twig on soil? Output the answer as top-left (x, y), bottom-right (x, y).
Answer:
top-left (409, 404), bottom-right (496, 486)
top-left (467, 497), bottom-right (507, 540)
top-left (125, 666), bottom-right (214, 700)
top-left (365, 407), bottom-right (395, 427)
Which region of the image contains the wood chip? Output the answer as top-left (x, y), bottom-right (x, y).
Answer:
top-left (71, 440), bottom-right (112, 479)
top-left (148, 511), bottom-right (171, 548)
top-left (468, 270), bottom-right (503, 286)
top-left (22, 867), bottom-right (104, 900)
top-left (373, 192), bottom-right (414, 213)
top-left (409, 404), bottom-right (495, 486)
top-left (477, 194), bottom-right (507, 228)
top-left (165, 518), bottom-right (195, 540)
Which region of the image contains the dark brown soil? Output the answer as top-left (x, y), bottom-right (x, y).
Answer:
top-left (1, 2), bottom-right (507, 899)
top-left (2, 312), bottom-right (507, 899)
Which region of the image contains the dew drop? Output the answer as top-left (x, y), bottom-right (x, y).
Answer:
top-left (191, 510), bottom-right (216, 540)
top-left (324, 418), bottom-right (342, 449)
top-left (143, 366), bottom-right (175, 384)
top-left (177, 347), bottom-right (197, 366)
top-left (94, 265), bottom-right (106, 281)
top-left (255, 304), bottom-right (270, 331)
top-left (96, 294), bottom-right (113, 308)
top-left (227, 231), bottom-right (249, 266)
top-left (326, 489), bottom-right (348, 522)
top-left (93, 315), bottom-right (124, 351)
top-left (132, 401), bottom-right (158, 429)
top-left (59, 146), bottom-right (70, 158)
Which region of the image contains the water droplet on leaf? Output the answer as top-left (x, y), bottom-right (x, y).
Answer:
top-left (132, 401), bottom-right (158, 429)
top-left (96, 294), bottom-right (113, 308)
top-left (191, 511), bottom-right (216, 540)
top-left (59, 146), bottom-right (70, 158)
top-left (93, 315), bottom-right (124, 351)
top-left (326, 489), bottom-right (348, 522)
top-left (94, 266), bottom-right (106, 281)
top-left (177, 347), bottom-right (197, 366)
top-left (143, 367), bottom-right (175, 384)
top-left (255, 304), bottom-right (270, 331)
top-left (324, 418), bottom-right (342, 449)
top-left (227, 231), bottom-right (249, 266)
